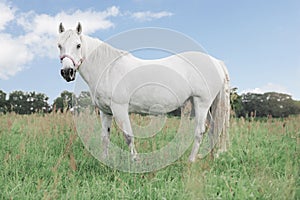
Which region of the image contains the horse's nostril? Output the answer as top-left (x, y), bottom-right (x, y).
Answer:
top-left (69, 68), bottom-right (74, 77)
top-left (61, 69), bottom-right (65, 77)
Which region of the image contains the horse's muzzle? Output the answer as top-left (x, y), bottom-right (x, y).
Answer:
top-left (61, 68), bottom-right (76, 82)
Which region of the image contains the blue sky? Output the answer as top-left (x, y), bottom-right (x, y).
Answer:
top-left (0, 0), bottom-right (299, 103)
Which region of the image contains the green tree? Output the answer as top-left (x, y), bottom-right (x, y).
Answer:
top-left (8, 91), bottom-right (28, 114)
top-left (27, 92), bottom-right (50, 113)
top-left (0, 90), bottom-right (8, 114)
top-left (240, 92), bottom-right (300, 118)
top-left (76, 91), bottom-right (94, 108)
top-left (53, 97), bottom-right (64, 113)
top-left (230, 87), bottom-right (243, 117)
top-left (8, 91), bottom-right (50, 114)
top-left (293, 100), bottom-right (300, 114)
top-left (53, 91), bottom-right (74, 112)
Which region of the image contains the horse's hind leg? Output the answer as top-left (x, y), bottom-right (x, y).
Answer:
top-left (189, 97), bottom-right (210, 162)
top-left (111, 103), bottom-right (138, 161)
top-left (100, 111), bottom-right (112, 159)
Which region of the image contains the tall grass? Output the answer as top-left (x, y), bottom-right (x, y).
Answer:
top-left (0, 113), bottom-right (299, 199)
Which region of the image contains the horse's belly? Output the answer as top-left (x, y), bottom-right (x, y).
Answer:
top-left (128, 84), bottom-right (190, 114)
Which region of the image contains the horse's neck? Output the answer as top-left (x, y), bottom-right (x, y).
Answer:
top-left (81, 35), bottom-right (102, 58)
top-left (82, 34), bottom-right (125, 62)
top-left (79, 35), bottom-right (126, 90)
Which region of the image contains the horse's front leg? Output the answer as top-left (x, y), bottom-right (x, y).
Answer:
top-left (111, 103), bottom-right (138, 161)
top-left (100, 111), bottom-right (112, 159)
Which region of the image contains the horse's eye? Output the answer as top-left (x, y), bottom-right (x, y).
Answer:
top-left (58, 44), bottom-right (62, 50)
top-left (77, 44), bottom-right (81, 49)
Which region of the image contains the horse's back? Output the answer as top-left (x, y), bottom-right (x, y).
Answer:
top-left (160, 51), bottom-right (225, 100)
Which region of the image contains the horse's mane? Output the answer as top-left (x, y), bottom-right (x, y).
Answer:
top-left (84, 35), bottom-right (127, 69)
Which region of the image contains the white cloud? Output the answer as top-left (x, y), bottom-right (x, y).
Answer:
top-left (17, 6), bottom-right (120, 36)
top-left (16, 6), bottom-right (120, 59)
top-left (241, 83), bottom-right (291, 95)
top-left (0, 2), bottom-right (15, 30)
top-left (0, 5), bottom-right (120, 79)
top-left (0, 34), bottom-right (33, 79)
top-left (131, 11), bottom-right (173, 22)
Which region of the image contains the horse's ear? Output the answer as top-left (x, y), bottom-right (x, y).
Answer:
top-left (59, 22), bottom-right (65, 33)
top-left (76, 22), bottom-right (82, 35)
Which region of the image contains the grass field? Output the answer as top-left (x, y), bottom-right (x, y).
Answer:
top-left (0, 113), bottom-right (299, 199)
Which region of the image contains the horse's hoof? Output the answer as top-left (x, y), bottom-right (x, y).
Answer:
top-left (131, 154), bottom-right (140, 162)
top-left (189, 156), bottom-right (196, 162)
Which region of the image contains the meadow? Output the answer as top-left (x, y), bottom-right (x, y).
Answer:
top-left (0, 113), bottom-right (299, 199)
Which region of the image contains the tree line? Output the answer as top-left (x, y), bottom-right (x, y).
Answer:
top-left (230, 88), bottom-right (300, 118)
top-left (0, 90), bottom-right (72, 114)
top-left (1, 89), bottom-right (300, 118)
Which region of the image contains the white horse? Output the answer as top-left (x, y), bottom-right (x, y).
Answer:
top-left (57, 23), bottom-right (230, 162)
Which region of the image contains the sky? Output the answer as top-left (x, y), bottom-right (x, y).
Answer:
top-left (0, 0), bottom-right (299, 103)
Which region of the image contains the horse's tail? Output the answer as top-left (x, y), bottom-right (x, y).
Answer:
top-left (207, 61), bottom-right (230, 155)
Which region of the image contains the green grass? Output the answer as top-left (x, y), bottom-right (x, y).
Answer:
top-left (0, 113), bottom-right (299, 199)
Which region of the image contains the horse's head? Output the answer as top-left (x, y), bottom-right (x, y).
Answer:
top-left (57, 22), bottom-right (84, 82)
